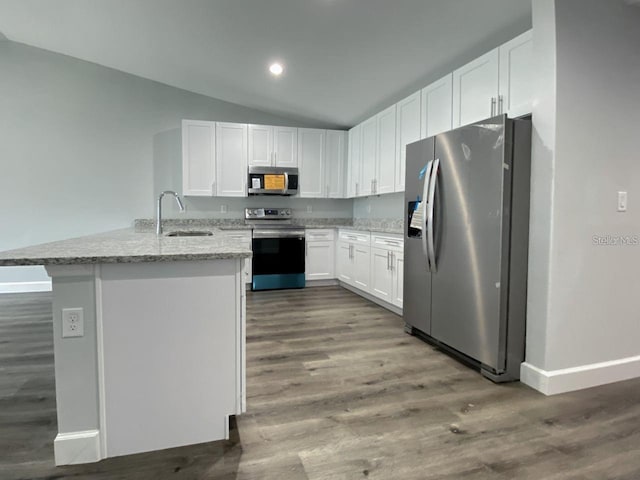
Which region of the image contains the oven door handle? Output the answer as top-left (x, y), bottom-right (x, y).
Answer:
top-left (252, 229), bottom-right (305, 239)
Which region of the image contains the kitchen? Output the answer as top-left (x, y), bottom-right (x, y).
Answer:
top-left (1, 1), bottom-right (640, 479)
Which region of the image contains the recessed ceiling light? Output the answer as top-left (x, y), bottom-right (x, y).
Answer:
top-left (269, 63), bottom-right (284, 76)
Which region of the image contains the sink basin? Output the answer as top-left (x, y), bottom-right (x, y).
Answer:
top-left (165, 230), bottom-right (213, 237)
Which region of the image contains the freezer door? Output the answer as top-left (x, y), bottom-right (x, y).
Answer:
top-left (430, 116), bottom-right (512, 371)
top-left (403, 137), bottom-right (434, 335)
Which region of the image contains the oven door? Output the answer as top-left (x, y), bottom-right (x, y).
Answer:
top-left (252, 230), bottom-right (305, 290)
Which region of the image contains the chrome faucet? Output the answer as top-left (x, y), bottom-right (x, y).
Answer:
top-left (156, 191), bottom-right (185, 235)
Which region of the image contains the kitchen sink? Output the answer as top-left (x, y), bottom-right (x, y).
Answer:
top-left (165, 230), bottom-right (213, 237)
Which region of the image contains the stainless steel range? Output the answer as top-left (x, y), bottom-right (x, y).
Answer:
top-left (245, 208), bottom-right (305, 291)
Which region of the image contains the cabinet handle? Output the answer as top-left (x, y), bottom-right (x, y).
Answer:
top-left (355, 182), bottom-right (359, 196)
top-left (326, 185), bottom-right (329, 198)
top-left (390, 251), bottom-right (394, 270)
top-left (387, 251), bottom-right (391, 270)
top-left (273, 151), bottom-right (277, 165)
top-left (498, 95), bottom-right (504, 115)
top-left (305, 242), bottom-right (308, 257)
top-left (211, 182), bottom-right (216, 195)
top-left (491, 97), bottom-right (496, 116)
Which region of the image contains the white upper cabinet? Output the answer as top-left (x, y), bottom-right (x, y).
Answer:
top-left (395, 91), bottom-right (422, 192)
top-left (247, 124), bottom-right (272, 167)
top-left (248, 125), bottom-right (297, 168)
top-left (273, 126), bottom-right (298, 167)
top-left (452, 48), bottom-right (500, 128)
top-left (347, 125), bottom-right (362, 198)
top-left (325, 130), bottom-right (347, 198)
top-left (360, 116), bottom-right (377, 197)
top-left (376, 104), bottom-right (396, 195)
top-left (499, 30), bottom-right (533, 119)
top-left (298, 128), bottom-right (325, 198)
top-left (422, 74), bottom-right (453, 138)
top-left (182, 120), bottom-right (216, 196)
top-left (452, 29), bottom-right (533, 128)
top-left (215, 122), bottom-right (247, 197)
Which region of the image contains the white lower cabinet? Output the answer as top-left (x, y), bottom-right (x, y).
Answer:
top-left (337, 230), bottom-right (370, 292)
top-left (223, 230), bottom-right (252, 284)
top-left (369, 234), bottom-right (404, 308)
top-left (333, 230), bottom-right (405, 311)
top-left (305, 229), bottom-right (335, 281)
top-left (336, 241), bottom-right (353, 284)
top-left (371, 247), bottom-right (394, 302)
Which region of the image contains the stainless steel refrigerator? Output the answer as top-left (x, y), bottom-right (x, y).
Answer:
top-left (403, 114), bottom-right (531, 382)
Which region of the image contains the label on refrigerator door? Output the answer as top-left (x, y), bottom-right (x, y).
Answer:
top-left (410, 200), bottom-right (425, 231)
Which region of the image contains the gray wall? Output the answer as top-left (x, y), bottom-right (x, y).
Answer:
top-left (352, 193), bottom-right (404, 220)
top-left (0, 40), bottom-right (351, 285)
top-left (527, 0), bottom-right (640, 373)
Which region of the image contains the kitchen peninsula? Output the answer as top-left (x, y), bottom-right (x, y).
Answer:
top-left (0, 228), bottom-right (251, 465)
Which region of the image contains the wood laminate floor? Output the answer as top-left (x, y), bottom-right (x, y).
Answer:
top-left (1, 286), bottom-right (640, 479)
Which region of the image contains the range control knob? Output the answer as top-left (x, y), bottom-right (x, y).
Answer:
top-left (285, 209), bottom-right (291, 216)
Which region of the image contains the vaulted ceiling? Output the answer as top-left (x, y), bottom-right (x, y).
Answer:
top-left (0, 0), bottom-right (531, 128)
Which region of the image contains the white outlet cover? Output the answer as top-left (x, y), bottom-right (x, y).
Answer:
top-left (618, 191), bottom-right (628, 212)
top-left (62, 307), bottom-right (84, 338)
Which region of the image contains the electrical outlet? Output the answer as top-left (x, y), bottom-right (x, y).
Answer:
top-left (618, 191), bottom-right (628, 212)
top-left (62, 308), bottom-right (84, 338)
top-left (367, 204), bottom-right (372, 213)
top-left (221, 204), bottom-right (228, 213)
top-left (306, 205), bottom-right (312, 213)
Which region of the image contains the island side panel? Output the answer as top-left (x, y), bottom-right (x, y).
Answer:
top-left (98, 260), bottom-right (241, 458)
top-left (46, 265), bottom-right (102, 465)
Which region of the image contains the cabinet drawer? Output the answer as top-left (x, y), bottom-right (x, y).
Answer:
top-left (338, 229), bottom-right (370, 244)
top-left (306, 229), bottom-right (336, 242)
top-left (372, 234), bottom-right (404, 251)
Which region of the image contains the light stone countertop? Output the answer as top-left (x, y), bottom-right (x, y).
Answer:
top-left (0, 228), bottom-right (252, 266)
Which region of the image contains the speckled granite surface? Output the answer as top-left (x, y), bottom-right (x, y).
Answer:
top-left (0, 228), bottom-right (251, 266)
top-left (135, 217), bottom-right (354, 231)
top-left (135, 217), bottom-right (400, 232)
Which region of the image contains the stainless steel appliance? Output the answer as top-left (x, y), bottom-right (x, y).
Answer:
top-left (403, 114), bottom-right (531, 382)
top-left (247, 166), bottom-right (299, 196)
top-left (246, 208), bottom-right (305, 290)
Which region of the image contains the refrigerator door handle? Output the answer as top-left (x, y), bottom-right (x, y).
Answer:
top-left (427, 158), bottom-right (440, 273)
top-left (422, 160), bottom-right (433, 271)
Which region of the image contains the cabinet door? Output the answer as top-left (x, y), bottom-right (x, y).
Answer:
top-left (305, 241), bottom-right (335, 280)
top-left (360, 117), bottom-right (377, 197)
top-left (182, 120), bottom-right (216, 196)
top-left (274, 126), bottom-right (298, 167)
top-left (422, 74), bottom-right (453, 138)
top-left (248, 124), bottom-right (272, 167)
top-left (499, 30), bottom-right (533, 118)
top-left (325, 130), bottom-right (346, 198)
top-left (336, 242), bottom-right (353, 285)
top-left (395, 91), bottom-right (422, 192)
top-left (376, 105), bottom-right (396, 195)
top-left (215, 123), bottom-right (248, 197)
top-left (298, 128), bottom-right (326, 198)
top-left (370, 247), bottom-right (393, 302)
top-left (393, 252), bottom-right (404, 308)
top-left (347, 125), bottom-right (362, 198)
top-left (452, 48), bottom-right (499, 128)
top-left (353, 244), bottom-right (370, 292)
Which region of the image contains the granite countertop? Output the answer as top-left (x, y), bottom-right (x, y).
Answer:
top-left (0, 228), bottom-right (252, 266)
top-left (134, 218), bottom-right (403, 235)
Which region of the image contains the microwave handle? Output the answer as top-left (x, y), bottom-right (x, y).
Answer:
top-left (283, 172), bottom-right (289, 193)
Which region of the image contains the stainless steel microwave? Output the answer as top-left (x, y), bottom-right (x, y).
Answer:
top-left (247, 166), bottom-right (299, 196)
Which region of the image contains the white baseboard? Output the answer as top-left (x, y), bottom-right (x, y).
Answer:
top-left (54, 429), bottom-right (102, 465)
top-left (0, 280), bottom-right (52, 294)
top-left (306, 279), bottom-right (339, 287)
top-left (521, 354), bottom-right (640, 395)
